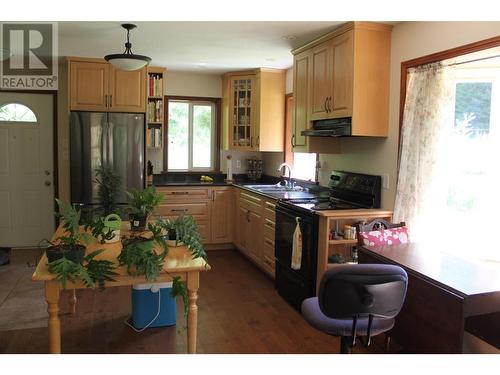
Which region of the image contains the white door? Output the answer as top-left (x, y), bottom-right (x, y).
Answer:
top-left (0, 93), bottom-right (55, 247)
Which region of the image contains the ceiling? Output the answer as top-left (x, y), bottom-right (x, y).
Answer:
top-left (58, 21), bottom-right (345, 74)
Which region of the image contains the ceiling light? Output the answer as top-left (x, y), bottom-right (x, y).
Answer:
top-left (104, 24), bottom-right (151, 71)
top-left (0, 48), bottom-right (12, 61)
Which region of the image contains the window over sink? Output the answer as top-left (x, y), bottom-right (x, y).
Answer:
top-left (166, 98), bottom-right (217, 171)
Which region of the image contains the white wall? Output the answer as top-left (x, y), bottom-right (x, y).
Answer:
top-left (319, 21), bottom-right (500, 209)
top-left (164, 70), bottom-right (222, 97)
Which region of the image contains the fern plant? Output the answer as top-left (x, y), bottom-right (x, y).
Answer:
top-left (126, 186), bottom-right (164, 220)
top-left (94, 165), bottom-right (122, 216)
top-left (118, 222), bottom-right (168, 280)
top-left (47, 249), bottom-right (117, 290)
top-left (157, 215), bottom-right (207, 262)
top-left (55, 199), bottom-right (93, 247)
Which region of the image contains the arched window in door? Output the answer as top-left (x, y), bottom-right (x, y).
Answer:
top-left (0, 103), bottom-right (38, 122)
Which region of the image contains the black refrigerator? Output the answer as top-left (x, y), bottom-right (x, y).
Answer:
top-left (70, 111), bottom-right (145, 211)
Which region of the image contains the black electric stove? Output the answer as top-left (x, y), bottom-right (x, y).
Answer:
top-left (274, 171), bottom-right (382, 310)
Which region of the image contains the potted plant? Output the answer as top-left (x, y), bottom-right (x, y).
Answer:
top-left (46, 199), bottom-right (93, 264)
top-left (126, 186), bottom-right (164, 231)
top-left (157, 215), bottom-right (207, 261)
top-left (83, 214), bottom-right (122, 244)
top-left (118, 222), bottom-right (168, 280)
top-left (48, 249), bottom-right (118, 290)
top-left (94, 165), bottom-right (122, 217)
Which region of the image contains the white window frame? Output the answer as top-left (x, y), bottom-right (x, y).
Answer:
top-left (167, 99), bottom-right (216, 172)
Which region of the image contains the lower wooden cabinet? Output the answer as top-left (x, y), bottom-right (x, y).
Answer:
top-left (154, 186), bottom-right (232, 245)
top-left (234, 187), bottom-right (276, 278)
top-left (211, 187), bottom-right (233, 243)
top-left (154, 185), bottom-right (276, 278)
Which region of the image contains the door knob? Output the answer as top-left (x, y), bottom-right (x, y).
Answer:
top-left (44, 180), bottom-right (52, 186)
top-left (44, 170), bottom-right (50, 176)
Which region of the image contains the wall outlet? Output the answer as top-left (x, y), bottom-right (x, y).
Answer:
top-left (236, 160), bottom-right (241, 170)
top-left (382, 174), bottom-right (390, 190)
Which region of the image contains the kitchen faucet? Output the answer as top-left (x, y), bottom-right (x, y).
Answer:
top-left (277, 162), bottom-right (293, 188)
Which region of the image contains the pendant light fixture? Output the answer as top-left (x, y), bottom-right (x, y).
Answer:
top-left (104, 23), bottom-right (151, 71)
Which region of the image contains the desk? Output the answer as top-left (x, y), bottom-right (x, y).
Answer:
top-left (359, 243), bottom-right (500, 353)
top-left (32, 227), bottom-right (210, 354)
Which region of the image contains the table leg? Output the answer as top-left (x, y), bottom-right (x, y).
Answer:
top-left (186, 271), bottom-right (199, 354)
top-left (69, 288), bottom-right (77, 314)
top-left (45, 281), bottom-right (61, 354)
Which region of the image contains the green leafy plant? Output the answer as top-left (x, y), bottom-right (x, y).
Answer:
top-left (83, 250), bottom-right (118, 290)
top-left (83, 216), bottom-right (116, 244)
top-left (94, 165), bottom-right (122, 216)
top-left (48, 249), bottom-right (118, 290)
top-left (126, 186), bottom-right (164, 221)
top-left (171, 275), bottom-right (188, 316)
top-left (157, 215), bottom-right (207, 262)
top-left (117, 222), bottom-right (168, 281)
top-left (54, 199), bottom-right (93, 247)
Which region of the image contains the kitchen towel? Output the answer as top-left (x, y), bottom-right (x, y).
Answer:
top-left (291, 217), bottom-right (302, 270)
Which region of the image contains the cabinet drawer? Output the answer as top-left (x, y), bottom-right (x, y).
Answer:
top-left (263, 200), bottom-right (276, 221)
top-left (263, 219), bottom-right (275, 240)
top-left (157, 187), bottom-right (210, 200)
top-left (239, 195), bottom-right (261, 214)
top-left (155, 202), bottom-right (210, 219)
top-left (263, 236), bottom-right (275, 259)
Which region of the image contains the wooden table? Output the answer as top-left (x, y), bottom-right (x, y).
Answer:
top-left (32, 227), bottom-right (210, 354)
top-left (359, 243), bottom-right (500, 353)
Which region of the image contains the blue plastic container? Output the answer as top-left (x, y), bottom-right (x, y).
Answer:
top-left (131, 282), bottom-right (176, 329)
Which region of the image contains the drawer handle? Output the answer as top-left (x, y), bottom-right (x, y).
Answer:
top-left (264, 258), bottom-right (274, 266)
top-left (171, 208), bottom-right (188, 213)
top-left (171, 192), bottom-right (189, 195)
top-left (265, 202), bottom-right (276, 210)
top-left (265, 220), bottom-right (275, 228)
top-left (265, 239), bottom-right (274, 246)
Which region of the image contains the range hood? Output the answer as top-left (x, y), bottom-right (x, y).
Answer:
top-left (301, 117), bottom-right (352, 137)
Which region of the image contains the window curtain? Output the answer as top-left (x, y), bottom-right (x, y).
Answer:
top-left (393, 63), bottom-right (456, 241)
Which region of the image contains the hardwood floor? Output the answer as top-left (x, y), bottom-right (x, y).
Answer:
top-left (0, 250), bottom-right (386, 354)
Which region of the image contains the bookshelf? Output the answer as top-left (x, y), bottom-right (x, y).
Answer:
top-left (146, 67), bottom-right (166, 150)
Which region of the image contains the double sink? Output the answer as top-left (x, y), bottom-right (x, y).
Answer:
top-left (241, 183), bottom-right (319, 200)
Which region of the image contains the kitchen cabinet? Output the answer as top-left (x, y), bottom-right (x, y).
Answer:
top-left (211, 187), bottom-right (233, 244)
top-left (222, 68), bottom-right (285, 152)
top-left (154, 186), bottom-right (233, 245)
top-left (68, 57), bottom-right (146, 113)
top-left (234, 187), bottom-right (276, 278)
top-left (292, 22), bottom-right (392, 140)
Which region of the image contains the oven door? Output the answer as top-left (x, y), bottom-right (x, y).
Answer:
top-left (275, 203), bottom-right (317, 280)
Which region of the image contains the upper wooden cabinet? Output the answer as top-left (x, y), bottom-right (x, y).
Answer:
top-left (222, 68), bottom-right (285, 152)
top-left (292, 22), bottom-right (392, 138)
top-left (68, 57), bottom-right (146, 113)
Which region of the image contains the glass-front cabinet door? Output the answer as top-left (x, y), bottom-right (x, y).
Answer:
top-left (230, 75), bottom-right (254, 149)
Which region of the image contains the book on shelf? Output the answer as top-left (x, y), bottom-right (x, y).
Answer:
top-left (147, 127), bottom-right (162, 148)
top-left (148, 74), bottom-right (163, 97)
top-left (147, 100), bottom-right (163, 123)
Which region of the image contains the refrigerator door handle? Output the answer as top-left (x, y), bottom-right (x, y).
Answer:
top-left (107, 120), bottom-right (114, 166)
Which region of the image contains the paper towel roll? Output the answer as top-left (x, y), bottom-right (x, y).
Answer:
top-left (227, 158), bottom-right (233, 181)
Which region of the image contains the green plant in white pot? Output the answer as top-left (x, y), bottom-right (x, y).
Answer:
top-left (156, 215), bottom-right (207, 262)
top-left (126, 186), bottom-right (164, 231)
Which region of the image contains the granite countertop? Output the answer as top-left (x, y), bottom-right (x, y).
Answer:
top-left (151, 172), bottom-right (329, 201)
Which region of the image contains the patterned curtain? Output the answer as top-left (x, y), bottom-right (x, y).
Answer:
top-left (394, 63), bottom-right (456, 241)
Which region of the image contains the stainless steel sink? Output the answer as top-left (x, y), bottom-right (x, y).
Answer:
top-left (243, 184), bottom-right (306, 193)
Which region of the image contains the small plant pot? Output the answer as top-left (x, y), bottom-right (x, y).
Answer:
top-left (46, 244), bottom-right (86, 264)
top-left (104, 229), bottom-right (121, 244)
top-left (130, 216), bottom-right (149, 231)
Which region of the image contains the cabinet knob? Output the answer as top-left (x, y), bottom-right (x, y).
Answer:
top-left (44, 180), bottom-right (51, 186)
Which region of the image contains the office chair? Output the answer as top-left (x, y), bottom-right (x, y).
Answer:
top-left (301, 264), bottom-right (408, 354)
